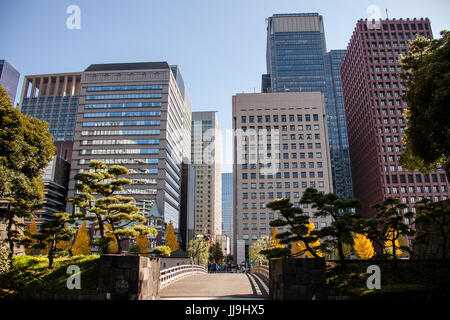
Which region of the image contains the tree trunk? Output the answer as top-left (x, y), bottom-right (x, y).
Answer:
top-left (338, 239), bottom-right (346, 262)
top-left (48, 239), bottom-right (56, 269)
top-left (6, 216), bottom-right (14, 261)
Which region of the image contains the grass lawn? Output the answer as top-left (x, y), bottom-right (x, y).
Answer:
top-left (326, 260), bottom-right (450, 299)
top-left (0, 255), bottom-right (100, 299)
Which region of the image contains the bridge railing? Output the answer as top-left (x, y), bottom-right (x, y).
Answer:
top-left (250, 265), bottom-right (270, 282)
top-left (160, 264), bottom-right (207, 288)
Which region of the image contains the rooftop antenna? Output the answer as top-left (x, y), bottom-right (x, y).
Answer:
top-left (386, 8), bottom-right (389, 20)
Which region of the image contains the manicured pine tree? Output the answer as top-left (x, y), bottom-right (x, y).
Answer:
top-left (165, 221), bottom-right (179, 252)
top-left (72, 221), bottom-right (91, 255)
top-left (69, 160), bottom-right (157, 254)
top-left (291, 220), bottom-right (323, 258)
top-left (261, 198), bottom-right (322, 259)
top-left (300, 188), bottom-right (362, 262)
top-left (31, 213), bottom-right (75, 268)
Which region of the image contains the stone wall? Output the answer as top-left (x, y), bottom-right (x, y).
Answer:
top-left (98, 254), bottom-right (160, 300)
top-left (269, 258), bottom-right (327, 300)
top-left (19, 289), bottom-right (107, 300)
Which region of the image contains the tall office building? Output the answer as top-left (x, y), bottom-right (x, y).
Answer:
top-left (265, 13), bottom-right (353, 200)
top-left (324, 50), bottom-right (354, 200)
top-left (68, 62), bottom-right (192, 236)
top-left (222, 173), bottom-right (233, 254)
top-left (29, 156), bottom-right (71, 227)
top-left (341, 18), bottom-right (449, 217)
top-left (232, 92), bottom-right (334, 262)
top-left (191, 111), bottom-right (222, 240)
top-left (0, 59), bottom-right (20, 105)
top-left (19, 73), bottom-right (82, 163)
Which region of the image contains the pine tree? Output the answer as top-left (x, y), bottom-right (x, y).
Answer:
top-left (30, 213), bottom-right (75, 268)
top-left (24, 221), bottom-right (46, 255)
top-left (135, 235), bottom-right (149, 256)
top-left (291, 220), bottom-right (323, 258)
top-left (56, 223), bottom-right (73, 252)
top-left (165, 221), bottom-right (179, 252)
top-left (72, 221), bottom-right (91, 255)
top-left (68, 160), bottom-right (157, 253)
top-left (384, 228), bottom-right (403, 258)
top-left (353, 233), bottom-right (374, 260)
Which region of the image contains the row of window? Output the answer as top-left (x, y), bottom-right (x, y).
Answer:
top-left (240, 133), bottom-right (321, 141)
top-left (80, 139), bottom-right (160, 146)
top-left (78, 158), bottom-right (159, 165)
top-left (242, 124), bottom-right (321, 132)
top-left (242, 171), bottom-right (326, 181)
top-left (386, 186), bottom-right (448, 195)
top-left (241, 114), bottom-right (319, 124)
top-left (81, 129), bottom-right (161, 136)
top-left (82, 120), bottom-right (161, 127)
top-left (243, 143), bottom-right (322, 151)
top-left (83, 111), bottom-right (161, 118)
top-left (86, 85), bottom-right (163, 92)
top-left (242, 152), bottom-right (323, 160)
top-left (80, 149), bottom-right (159, 155)
top-left (242, 162), bottom-right (324, 170)
top-left (85, 93), bottom-right (162, 100)
top-left (386, 173), bottom-right (447, 184)
top-left (84, 102), bottom-right (162, 109)
top-left (243, 179), bottom-right (324, 190)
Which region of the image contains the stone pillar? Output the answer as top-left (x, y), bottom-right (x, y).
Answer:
top-left (269, 258), bottom-right (327, 300)
top-left (98, 255), bottom-right (161, 300)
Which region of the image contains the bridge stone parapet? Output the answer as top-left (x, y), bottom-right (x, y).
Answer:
top-left (98, 254), bottom-right (160, 300)
top-left (269, 258), bottom-right (328, 300)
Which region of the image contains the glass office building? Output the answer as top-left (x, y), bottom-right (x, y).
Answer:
top-left (68, 62), bottom-right (192, 234)
top-left (0, 59), bottom-right (20, 105)
top-left (19, 73), bottom-right (82, 142)
top-left (265, 13), bottom-right (353, 199)
top-left (222, 173), bottom-right (233, 253)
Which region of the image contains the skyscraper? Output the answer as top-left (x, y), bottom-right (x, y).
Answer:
top-left (18, 73), bottom-right (82, 162)
top-left (222, 172), bottom-right (233, 253)
top-left (191, 111), bottom-right (222, 240)
top-left (0, 59), bottom-right (20, 105)
top-left (341, 18), bottom-right (449, 217)
top-left (68, 62), bottom-right (192, 236)
top-left (232, 92), bottom-right (334, 262)
top-left (265, 13), bottom-right (353, 200)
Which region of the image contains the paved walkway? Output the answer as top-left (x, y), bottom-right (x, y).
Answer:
top-left (160, 273), bottom-right (269, 300)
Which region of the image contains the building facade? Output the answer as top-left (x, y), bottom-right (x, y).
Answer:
top-left (27, 156), bottom-right (71, 227)
top-left (265, 13), bottom-right (353, 200)
top-left (67, 62), bottom-right (192, 237)
top-left (191, 111), bottom-right (222, 240)
top-left (0, 59), bottom-right (20, 105)
top-left (19, 73), bottom-right (82, 143)
top-left (222, 172), bottom-right (233, 254)
top-left (232, 92), bottom-right (334, 262)
top-left (341, 18), bottom-right (449, 217)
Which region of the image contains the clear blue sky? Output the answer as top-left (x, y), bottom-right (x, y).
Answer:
top-left (1, 0), bottom-right (449, 173)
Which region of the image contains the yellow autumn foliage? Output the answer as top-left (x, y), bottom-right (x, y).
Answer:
top-left (291, 220), bottom-right (323, 258)
top-left (384, 228), bottom-right (402, 257)
top-left (72, 221), bottom-right (91, 255)
top-left (135, 235), bottom-right (149, 256)
top-left (165, 221), bottom-right (179, 252)
top-left (269, 227), bottom-right (285, 249)
top-left (353, 233), bottom-right (374, 260)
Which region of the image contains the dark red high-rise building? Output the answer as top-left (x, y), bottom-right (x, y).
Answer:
top-left (341, 18), bottom-right (449, 217)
